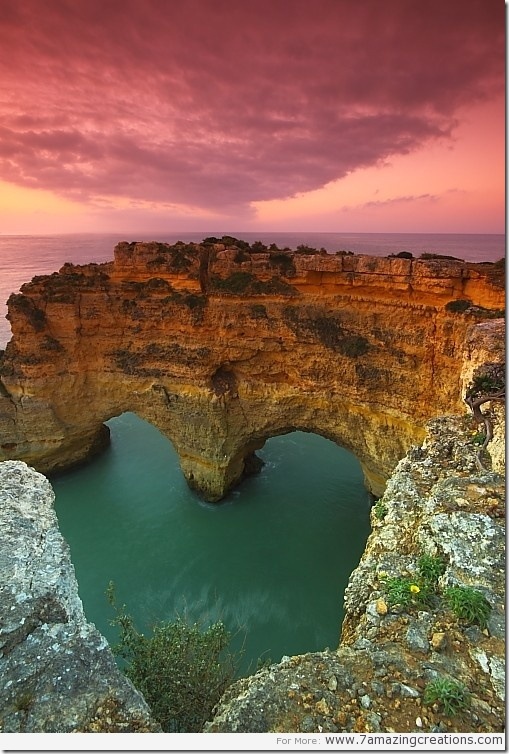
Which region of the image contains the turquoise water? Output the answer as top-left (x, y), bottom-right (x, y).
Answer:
top-left (52, 412), bottom-right (371, 675)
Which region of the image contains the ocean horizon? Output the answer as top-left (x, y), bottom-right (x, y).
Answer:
top-left (0, 231), bottom-right (505, 348)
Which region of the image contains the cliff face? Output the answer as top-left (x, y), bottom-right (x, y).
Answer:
top-left (0, 241), bottom-right (504, 500)
top-left (0, 461), bottom-right (159, 733)
top-left (206, 416), bottom-right (505, 733)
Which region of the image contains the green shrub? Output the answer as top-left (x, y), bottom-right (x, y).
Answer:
top-left (8, 294), bottom-right (47, 331)
top-left (249, 304), bottom-right (268, 319)
top-left (466, 363), bottom-right (505, 401)
top-left (373, 499), bottom-right (388, 520)
top-left (470, 431), bottom-right (486, 446)
top-left (295, 244), bottom-right (318, 254)
top-left (250, 277), bottom-right (297, 295)
top-left (444, 586), bottom-right (491, 629)
top-left (269, 252), bottom-right (296, 275)
top-left (250, 241), bottom-right (267, 253)
top-left (423, 677), bottom-right (470, 716)
top-left (169, 252), bottom-right (193, 270)
top-left (211, 272), bottom-right (254, 293)
top-left (420, 253), bottom-right (463, 261)
top-left (182, 293), bottom-right (206, 311)
top-left (107, 584), bottom-right (237, 732)
top-left (417, 553), bottom-right (446, 585)
top-left (445, 299), bottom-right (471, 313)
top-left (234, 248), bottom-right (250, 263)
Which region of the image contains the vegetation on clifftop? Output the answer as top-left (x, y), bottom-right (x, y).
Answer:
top-left (107, 584), bottom-right (238, 732)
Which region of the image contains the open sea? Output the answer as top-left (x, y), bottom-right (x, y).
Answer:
top-left (0, 231), bottom-right (504, 674)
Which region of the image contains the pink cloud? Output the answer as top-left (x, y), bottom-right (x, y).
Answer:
top-left (0, 0), bottom-right (504, 215)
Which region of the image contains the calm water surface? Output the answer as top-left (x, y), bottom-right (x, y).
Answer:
top-left (53, 413), bottom-right (372, 675)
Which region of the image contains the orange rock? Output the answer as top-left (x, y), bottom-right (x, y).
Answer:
top-left (0, 243), bottom-right (504, 501)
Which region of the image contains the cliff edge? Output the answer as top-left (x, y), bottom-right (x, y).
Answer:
top-left (0, 241), bottom-right (504, 501)
top-left (206, 413), bottom-right (505, 733)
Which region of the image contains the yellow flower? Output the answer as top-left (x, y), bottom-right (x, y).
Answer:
top-left (410, 584), bottom-right (420, 594)
top-left (378, 571), bottom-right (388, 579)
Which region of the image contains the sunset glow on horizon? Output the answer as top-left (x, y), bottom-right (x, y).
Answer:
top-left (0, 0), bottom-right (505, 236)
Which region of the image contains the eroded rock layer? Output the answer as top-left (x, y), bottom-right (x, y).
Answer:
top-left (0, 242), bottom-right (504, 500)
top-left (0, 461), bottom-right (159, 733)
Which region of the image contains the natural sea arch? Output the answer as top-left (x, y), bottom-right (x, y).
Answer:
top-left (1, 246), bottom-right (503, 503)
top-left (52, 412), bottom-right (372, 674)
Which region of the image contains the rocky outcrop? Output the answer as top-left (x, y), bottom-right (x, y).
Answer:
top-left (0, 241), bottom-right (504, 500)
top-left (0, 460), bottom-right (159, 733)
top-left (206, 415), bottom-right (505, 733)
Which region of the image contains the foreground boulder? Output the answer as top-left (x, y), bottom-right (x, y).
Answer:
top-left (0, 461), bottom-right (159, 733)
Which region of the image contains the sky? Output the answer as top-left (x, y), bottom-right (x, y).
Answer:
top-left (0, 0), bottom-right (505, 235)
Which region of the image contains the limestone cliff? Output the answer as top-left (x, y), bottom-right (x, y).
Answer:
top-left (0, 240), bottom-right (504, 500)
top-left (206, 416), bottom-right (505, 733)
top-left (0, 461), bottom-right (160, 733)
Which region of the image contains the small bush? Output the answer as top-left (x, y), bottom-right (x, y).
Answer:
top-left (250, 241), bottom-right (267, 253)
top-left (234, 248), bottom-right (250, 263)
top-left (211, 272), bottom-right (254, 293)
top-left (388, 251), bottom-right (413, 259)
top-left (423, 677), bottom-right (470, 716)
top-left (420, 253), bottom-right (463, 261)
top-left (445, 299), bottom-right (471, 313)
top-left (470, 431), bottom-right (486, 446)
top-left (107, 584), bottom-right (238, 732)
top-left (249, 304), bottom-right (268, 319)
top-left (182, 293), bottom-right (206, 311)
top-left (444, 586), bottom-right (491, 629)
top-left (373, 499), bottom-right (388, 520)
top-left (250, 277), bottom-right (297, 295)
top-left (466, 363), bottom-right (505, 401)
top-left (8, 294), bottom-right (47, 331)
top-left (269, 252), bottom-right (296, 275)
top-left (169, 252), bottom-right (193, 271)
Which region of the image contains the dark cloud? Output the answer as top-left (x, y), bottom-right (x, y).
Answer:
top-left (0, 0), bottom-right (504, 212)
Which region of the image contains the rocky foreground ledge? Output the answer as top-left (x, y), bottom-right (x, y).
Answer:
top-left (0, 461), bottom-right (160, 732)
top-left (206, 415), bottom-right (505, 733)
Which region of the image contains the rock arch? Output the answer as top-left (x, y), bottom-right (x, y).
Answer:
top-left (0, 242), bottom-right (504, 501)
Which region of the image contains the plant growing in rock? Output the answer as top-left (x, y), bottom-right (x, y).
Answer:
top-left (107, 583), bottom-right (239, 732)
top-left (417, 553), bottom-right (446, 585)
top-left (373, 499), bottom-right (388, 520)
top-left (444, 585), bottom-right (492, 629)
top-left (470, 431), bottom-right (486, 446)
top-left (423, 677), bottom-right (470, 716)
top-left (385, 574), bottom-right (435, 610)
top-left (465, 362), bottom-right (505, 472)
top-left (445, 299), bottom-right (471, 313)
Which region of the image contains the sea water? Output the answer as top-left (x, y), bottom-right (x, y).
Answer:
top-left (52, 414), bottom-right (371, 674)
top-left (1, 231), bottom-right (504, 673)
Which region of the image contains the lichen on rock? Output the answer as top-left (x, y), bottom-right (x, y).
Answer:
top-left (0, 461), bottom-right (159, 733)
